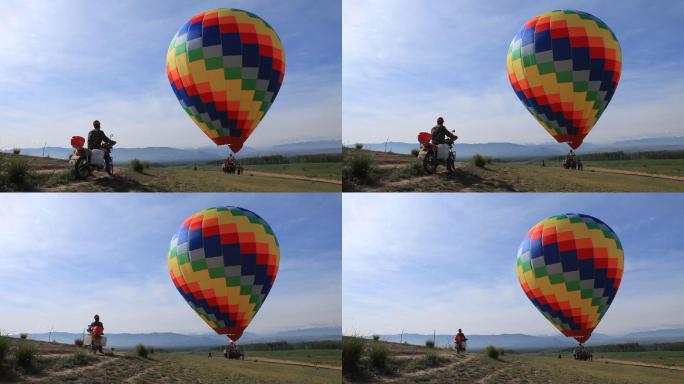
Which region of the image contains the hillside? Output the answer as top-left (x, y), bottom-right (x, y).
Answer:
top-left (8, 139), bottom-right (342, 164)
top-left (23, 327), bottom-right (342, 349)
top-left (343, 338), bottom-right (684, 384)
top-left (0, 337), bottom-right (340, 383)
top-left (0, 152), bottom-right (340, 192)
top-left (353, 137), bottom-right (684, 159)
top-left (342, 149), bottom-right (684, 192)
top-left (360, 328), bottom-right (684, 351)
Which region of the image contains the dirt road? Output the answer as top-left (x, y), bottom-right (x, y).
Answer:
top-left (586, 166), bottom-right (684, 182)
top-left (246, 356), bottom-right (341, 371)
top-left (596, 358), bottom-right (684, 371)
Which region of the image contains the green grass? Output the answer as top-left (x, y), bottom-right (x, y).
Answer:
top-left (500, 162), bottom-right (684, 191)
top-left (125, 166), bottom-right (340, 192)
top-left (507, 354), bottom-right (684, 384)
top-left (345, 149), bottom-right (684, 192)
top-left (594, 350), bottom-right (684, 367)
top-left (245, 162), bottom-right (341, 180)
top-left (161, 353), bottom-right (340, 384)
top-left (586, 159), bottom-right (684, 176)
top-left (238, 349), bottom-right (341, 367)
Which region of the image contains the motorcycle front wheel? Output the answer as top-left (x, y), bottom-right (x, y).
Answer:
top-left (447, 154), bottom-right (457, 174)
top-left (74, 157), bottom-right (90, 180)
top-left (423, 152), bottom-right (438, 174)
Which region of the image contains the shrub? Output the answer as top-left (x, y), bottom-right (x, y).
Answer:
top-left (472, 154), bottom-right (486, 168)
top-left (6, 159), bottom-right (32, 190)
top-left (149, 346), bottom-right (155, 354)
top-left (372, 335), bottom-right (380, 341)
top-left (134, 344), bottom-right (149, 358)
top-left (74, 338), bottom-right (83, 347)
top-left (14, 342), bottom-right (36, 370)
top-left (425, 340), bottom-right (435, 349)
top-left (67, 351), bottom-right (92, 366)
top-left (414, 351), bottom-right (445, 369)
top-left (486, 157), bottom-right (493, 164)
top-left (12, 148), bottom-right (20, 155)
top-left (368, 343), bottom-right (390, 371)
top-left (0, 335), bottom-right (10, 364)
top-left (349, 154), bottom-right (374, 183)
top-left (485, 345), bottom-right (499, 360)
top-left (498, 348), bottom-right (505, 356)
top-left (19, 334), bottom-right (27, 340)
top-left (407, 161), bottom-right (424, 176)
top-left (129, 159), bottom-right (144, 173)
top-left (355, 143), bottom-right (363, 150)
top-left (411, 148), bottom-right (420, 157)
top-left (142, 161), bottom-right (151, 169)
top-left (342, 337), bottom-right (365, 373)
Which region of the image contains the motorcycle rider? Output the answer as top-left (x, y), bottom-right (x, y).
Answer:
top-left (431, 117), bottom-right (458, 145)
top-left (88, 314), bottom-right (104, 354)
top-left (454, 328), bottom-right (468, 352)
top-left (87, 120), bottom-right (114, 150)
top-left (89, 314), bottom-right (104, 331)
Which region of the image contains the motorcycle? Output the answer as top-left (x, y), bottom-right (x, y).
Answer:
top-left (417, 131), bottom-right (458, 175)
top-left (455, 340), bottom-right (467, 354)
top-left (84, 325), bottom-right (107, 355)
top-left (69, 135), bottom-right (116, 179)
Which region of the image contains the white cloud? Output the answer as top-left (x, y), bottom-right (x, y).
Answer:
top-left (342, 0), bottom-right (684, 145)
top-left (342, 194), bottom-right (684, 336)
top-left (0, 0), bottom-right (340, 149)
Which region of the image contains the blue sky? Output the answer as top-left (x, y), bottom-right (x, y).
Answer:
top-left (343, 193), bottom-right (684, 337)
top-left (343, 0), bottom-right (684, 145)
top-left (0, 0), bottom-right (340, 149)
top-left (0, 193), bottom-right (341, 334)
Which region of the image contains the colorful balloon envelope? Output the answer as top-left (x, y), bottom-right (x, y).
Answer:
top-left (168, 207), bottom-right (280, 342)
top-left (166, 9), bottom-right (286, 153)
top-left (507, 10), bottom-right (621, 149)
top-left (516, 213), bottom-right (624, 343)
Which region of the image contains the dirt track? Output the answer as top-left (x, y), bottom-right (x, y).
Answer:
top-left (586, 166), bottom-right (684, 182)
top-left (596, 358), bottom-right (684, 371)
top-left (247, 171), bottom-right (341, 185)
top-left (246, 356), bottom-right (341, 371)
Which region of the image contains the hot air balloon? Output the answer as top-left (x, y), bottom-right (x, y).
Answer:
top-left (516, 213), bottom-right (624, 344)
top-left (166, 9), bottom-right (286, 153)
top-left (168, 207), bottom-right (280, 342)
top-left (507, 10), bottom-right (621, 150)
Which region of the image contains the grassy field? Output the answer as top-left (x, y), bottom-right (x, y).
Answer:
top-left (343, 338), bottom-right (684, 384)
top-left (343, 149), bottom-right (684, 192)
top-left (585, 159), bottom-right (684, 176)
top-left (124, 165), bottom-right (340, 192)
top-left (0, 153), bottom-right (340, 192)
top-left (593, 350), bottom-right (684, 367)
top-left (0, 337), bottom-right (340, 383)
top-left (246, 162), bottom-right (342, 179)
top-left (245, 349), bottom-right (341, 367)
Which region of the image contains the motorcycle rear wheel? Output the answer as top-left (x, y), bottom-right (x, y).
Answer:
top-left (423, 152), bottom-right (437, 174)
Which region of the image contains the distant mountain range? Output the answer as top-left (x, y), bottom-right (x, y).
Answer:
top-left (5, 140), bottom-right (341, 164)
top-left (366, 328), bottom-right (684, 351)
top-left (19, 326), bottom-right (341, 349)
top-left (352, 137), bottom-right (684, 159)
